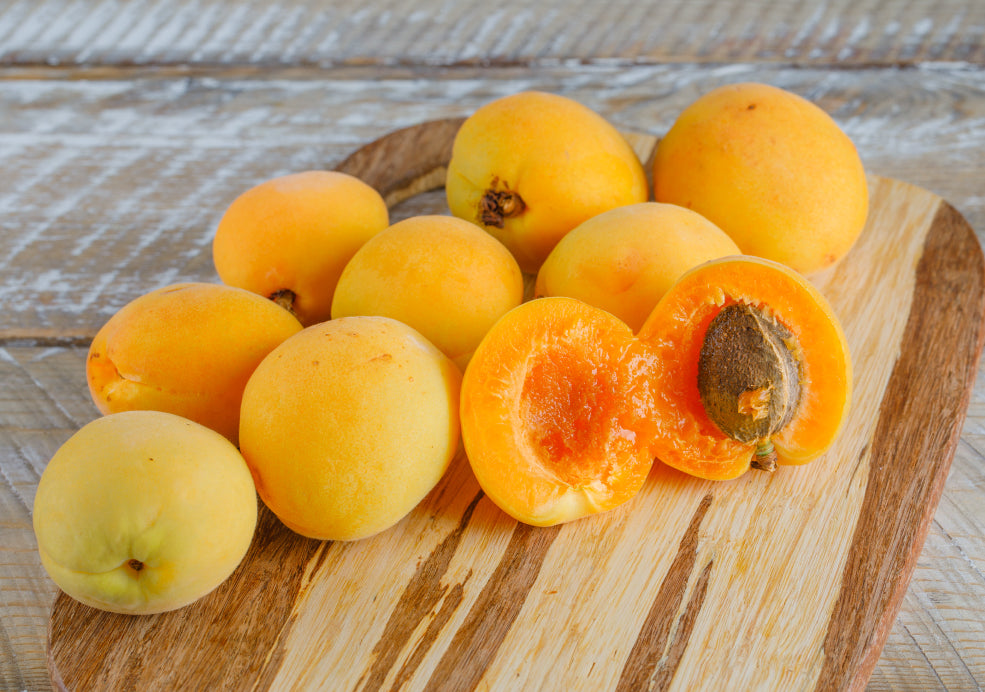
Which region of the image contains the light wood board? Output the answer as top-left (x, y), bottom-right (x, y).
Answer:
top-left (44, 121), bottom-right (985, 691)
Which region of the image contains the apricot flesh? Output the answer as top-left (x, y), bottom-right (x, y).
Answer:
top-left (460, 297), bottom-right (657, 526)
top-left (446, 91), bottom-right (649, 273)
top-left (86, 283), bottom-right (302, 445)
top-left (535, 202), bottom-right (740, 331)
top-left (331, 215), bottom-right (524, 369)
top-left (653, 82), bottom-right (869, 275)
top-left (239, 316), bottom-right (461, 541)
top-left (212, 170), bottom-right (390, 326)
top-left (638, 256), bottom-right (851, 480)
top-left (33, 411), bottom-right (257, 615)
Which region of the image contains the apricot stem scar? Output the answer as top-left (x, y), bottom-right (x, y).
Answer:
top-left (751, 439), bottom-right (778, 472)
top-left (269, 289), bottom-right (298, 317)
top-left (127, 559), bottom-right (144, 572)
top-left (479, 178), bottom-right (525, 228)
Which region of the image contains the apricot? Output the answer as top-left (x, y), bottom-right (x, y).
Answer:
top-left (638, 256), bottom-right (852, 480)
top-left (212, 170), bottom-right (389, 326)
top-left (239, 316), bottom-right (461, 541)
top-left (331, 215), bottom-right (524, 369)
top-left (33, 410), bottom-right (257, 615)
top-left (653, 82), bottom-right (869, 274)
top-left (87, 282), bottom-right (302, 445)
top-left (460, 297), bottom-right (657, 526)
top-left (446, 91), bottom-right (649, 273)
top-left (535, 202), bottom-right (740, 332)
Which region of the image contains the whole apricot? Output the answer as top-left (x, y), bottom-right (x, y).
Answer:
top-left (212, 170), bottom-right (389, 325)
top-left (535, 202), bottom-right (740, 332)
top-left (446, 91), bottom-right (649, 273)
top-left (87, 282), bottom-right (302, 445)
top-left (239, 316), bottom-right (461, 541)
top-left (460, 297), bottom-right (657, 527)
top-left (331, 215), bottom-right (524, 369)
top-left (653, 82), bottom-right (868, 274)
top-left (33, 410), bottom-right (257, 615)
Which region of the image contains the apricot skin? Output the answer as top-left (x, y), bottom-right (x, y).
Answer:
top-left (33, 410), bottom-right (257, 615)
top-left (239, 316), bottom-right (462, 542)
top-left (535, 202), bottom-right (740, 332)
top-left (331, 215), bottom-right (524, 369)
top-left (653, 82), bottom-right (869, 275)
top-left (212, 170), bottom-right (389, 326)
top-left (86, 283), bottom-right (302, 445)
top-left (446, 91), bottom-right (649, 273)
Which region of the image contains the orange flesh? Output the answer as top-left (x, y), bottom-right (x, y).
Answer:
top-left (461, 296), bottom-right (656, 526)
top-left (639, 256), bottom-right (851, 480)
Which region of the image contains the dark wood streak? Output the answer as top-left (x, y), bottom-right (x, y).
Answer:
top-left (425, 521), bottom-right (563, 692)
top-left (616, 493), bottom-right (714, 692)
top-left (48, 504), bottom-right (325, 691)
top-left (819, 202), bottom-right (985, 691)
top-left (389, 580), bottom-right (467, 692)
top-left (357, 491), bottom-right (483, 692)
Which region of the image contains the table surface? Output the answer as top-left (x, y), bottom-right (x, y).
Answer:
top-left (2, 1), bottom-right (984, 690)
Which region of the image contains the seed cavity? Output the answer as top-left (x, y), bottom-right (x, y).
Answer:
top-left (697, 302), bottom-right (802, 451)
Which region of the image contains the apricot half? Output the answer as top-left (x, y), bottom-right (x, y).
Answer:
top-left (638, 256), bottom-right (851, 480)
top-left (460, 297), bottom-right (657, 526)
top-left (446, 91), bottom-right (649, 273)
top-left (653, 82), bottom-right (868, 275)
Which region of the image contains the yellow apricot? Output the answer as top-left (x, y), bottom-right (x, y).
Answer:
top-left (239, 316), bottom-right (462, 542)
top-left (653, 82), bottom-right (868, 274)
top-left (34, 410), bottom-right (257, 615)
top-left (331, 215), bottom-right (524, 369)
top-left (446, 91), bottom-right (649, 273)
top-left (212, 170), bottom-right (389, 326)
top-left (86, 283), bottom-right (302, 444)
top-left (535, 202), bottom-right (740, 332)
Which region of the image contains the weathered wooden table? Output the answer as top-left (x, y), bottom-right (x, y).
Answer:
top-left (2, 1), bottom-right (984, 690)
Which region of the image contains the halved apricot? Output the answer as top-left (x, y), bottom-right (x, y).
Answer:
top-left (638, 256), bottom-right (851, 480)
top-left (460, 297), bottom-right (657, 526)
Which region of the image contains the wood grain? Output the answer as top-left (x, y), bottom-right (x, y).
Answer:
top-left (43, 121), bottom-right (985, 691)
top-left (0, 0), bottom-right (981, 68)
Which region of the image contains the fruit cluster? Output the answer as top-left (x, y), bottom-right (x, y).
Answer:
top-left (33, 82), bottom-right (859, 615)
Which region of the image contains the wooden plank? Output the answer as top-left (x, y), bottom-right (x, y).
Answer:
top-left (41, 122), bottom-right (985, 691)
top-left (0, 0), bottom-right (982, 67)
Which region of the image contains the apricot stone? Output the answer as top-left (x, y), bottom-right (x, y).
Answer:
top-left (212, 170), bottom-right (389, 325)
top-left (331, 215), bottom-right (524, 369)
top-left (33, 410), bottom-right (257, 615)
top-left (87, 283), bottom-right (302, 445)
top-left (446, 91), bottom-right (649, 273)
top-left (535, 202), bottom-right (740, 331)
top-left (653, 82), bottom-right (869, 274)
top-left (239, 316), bottom-right (461, 541)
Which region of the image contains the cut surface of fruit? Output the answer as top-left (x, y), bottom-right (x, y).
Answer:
top-left (638, 256), bottom-right (852, 480)
top-left (461, 297), bottom-right (657, 526)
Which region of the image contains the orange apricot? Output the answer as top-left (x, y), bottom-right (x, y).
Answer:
top-left (653, 82), bottom-right (868, 274)
top-left (331, 215), bottom-right (524, 370)
top-left (535, 202), bottom-right (740, 332)
top-left (446, 91), bottom-right (649, 273)
top-left (637, 256), bottom-right (852, 480)
top-left (212, 170), bottom-right (389, 326)
top-left (460, 297), bottom-right (657, 526)
top-left (87, 283), bottom-right (302, 445)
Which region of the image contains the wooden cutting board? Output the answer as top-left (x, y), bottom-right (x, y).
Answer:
top-left (47, 120), bottom-right (985, 691)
